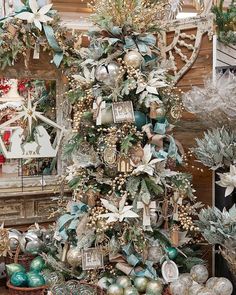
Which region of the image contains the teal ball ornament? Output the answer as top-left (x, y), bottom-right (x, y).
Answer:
top-left (134, 111), bottom-right (147, 131)
top-left (116, 276), bottom-right (132, 289)
top-left (27, 272), bottom-right (46, 287)
top-left (146, 280), bottom-right (163, 295)
top-left (10, 272), bottom-right (28, 287)
top-left (124, 286), bottom-right (139, 295)
top-left (107, 284), bottom-right (124, 295)
top-left (134, 277), bottom-right (149, 293)
top-left (30, 256), bottom-right (45, 272)
top-left (166, 246), bottom-right (178, 260)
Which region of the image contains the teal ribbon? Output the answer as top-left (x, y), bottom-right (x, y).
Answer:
top-left (124, 34), bottom-right (157, 56)
top-left (43, 24), bottom-right (64, 67)
top-left (57, 201), bottom-right (88, 241)
top-left (122, 243), bottom-right (157, 279)
top-left (154, 119), bottom-right (170, 135)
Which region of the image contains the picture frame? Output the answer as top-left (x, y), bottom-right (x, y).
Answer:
top-left (82, 248), bottom-right (104, 270)
top-left (112, 101), bottom-right (135, 123)
top-left (161, 260), bottom-right (179, 283)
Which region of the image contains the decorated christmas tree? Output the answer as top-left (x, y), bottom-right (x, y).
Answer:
top-left (45, 0), bottom-right (206, 293)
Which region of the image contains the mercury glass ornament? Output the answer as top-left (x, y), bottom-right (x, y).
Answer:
top-left (188, 282), bottom-right (204, 295)
top-left (6, 264), bottom-right (26, 277)
top-left (66, 247), bottom-right (82, 268)
top-left (124, 51), bottom-right (143, 69)
top-left (166, 246), bottom-right (178, 260)
top-left (124, 286), bottom-right (139, 295)
top-left (10, 272), bottom-right (28, 287)
top-left (190, 264), bottom-right (209, 284)
top-left (30, 256), bottom-right (45, 272)
top-left (98, 277), bottom-right (114, 290)
top-left (212, 277), bottom-right (233, 295)
top-left (134, 111), bottom-right (147, 131)
top-left (116, 276), bottom-right (132, 289)
top-left (107, 284), bottom-right (124, 295)
top-left (178, 273), bottom-right (193, 288)
top-left (198, 287), bottom-right (217, 295)
top-left (51, 284), bottom-right (67, 295)
top-left (206, 277), bottom-right (219, 289)
top-left (147, 245), bottom-right (164, 264)
top-left (146, 279), bottom-right (163, 295)
top-left (45, 271), bottom-right (65, 288)
top-left (27, 272), bottom-right (46, 287)
top-left (169, 280), bottom-right (188, 295)
top-left (95, 62), bottom-right (121, 86)
top-left (9, 230), bottom-right (21, 251)
top-left (134, 277), bottom-right (149, 293)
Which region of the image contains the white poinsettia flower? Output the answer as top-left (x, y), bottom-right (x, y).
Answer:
top-left (65, 165), bottom-right (77, 182)
top-left (132, 144), bottom-right (163, 176)
top-left (16, 0), bottom-right (53, 30)
top-left (217, 165), bottom-right (236, 197)
top-left (99, 195), bottom-right (139, 223)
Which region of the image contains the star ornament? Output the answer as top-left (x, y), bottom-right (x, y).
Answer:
top-left (20, 98), bottom-right (42, 134)
top-left (16, 0), bottom-right (53, 31)
top-left (99, 195), bottom-right (139, 223)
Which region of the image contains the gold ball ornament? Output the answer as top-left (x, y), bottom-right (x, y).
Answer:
top-left (190, 265), bottom-right (209, 284)
top-left (116, 276), bottom-right (132, 289)
top-left (66, 247), bottom-right (82, 268)
top-left (146, 279), bottom-right (163, 295)
top-left (123, 286), bottom-right (139, 295)
top-left (124, 51), bottom-right (143, 69)
top-left (134, 277), bottom-right (149, 293)
top-left (107, 284), bottom-right (124, 295)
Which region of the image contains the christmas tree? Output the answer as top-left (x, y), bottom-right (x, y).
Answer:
top-left (46, 0), bottom-right (204, 293)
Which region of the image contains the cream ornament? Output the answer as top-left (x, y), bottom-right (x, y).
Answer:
top-left (16, 0), bottom-right (53, 31)
top-left (99, 194), bottom-right (139, 223)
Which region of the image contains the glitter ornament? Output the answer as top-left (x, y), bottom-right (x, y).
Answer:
top-left (107, 284), bottom-right (124, 295)
top-left (116, 276), bottom-right (132, 289)
top-left (206, 277), bottom-right (219, 289)
top-left (169, 279), bottom-right (188, 295)
top-left (188, 282), bottom-right (204, 295)
top-left (123, 286), bottom-right (139, 295)
top-left (134, 277), bottom-right (149, 293)
top-left (190, 264), bottom-right (209, 284)
top-left (198, 287), bottom-right (217, 295)
top-left (212, 277), bottom-right (233, 295)
top-left (66, 247), bottom-right (82, 268)
top-left (178, 273), bottom-right (193, 288)
top-left (146, 280), bottom-right (163, 295)
top-left (124, 51), bottom-right (143, 69)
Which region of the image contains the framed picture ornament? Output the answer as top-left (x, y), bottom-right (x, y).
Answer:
top-left (112, 101), bottom-right (135, 123)
top-left (82, 248), bottom-right (104, 270)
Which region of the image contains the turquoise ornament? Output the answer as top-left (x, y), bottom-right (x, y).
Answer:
top-left (6, 264), bottom-right (26, 277)
top-left (10, 272), bottom-right (28, 287)
top-left (27, 272), bottom-right (46, 287)
top-left (166, 246), bottom-right (178, 260)
top-left (134, 111), bottom-right (147, 131)
top-left (30, 256), bottom-right (45, 272)
top-left (124, 286), bottom-right (139, 295)
top-left (134, 277), bottom-right (149, 293)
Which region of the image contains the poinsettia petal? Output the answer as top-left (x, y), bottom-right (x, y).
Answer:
top-left (39, 3), bottom-right (53, 15)
top-left (143, 144), bottom-right (152, 163)
top-left (101, 199), bottom-right (118, 213)
top-left (29, 0), bottom-right (39, 13)
top-left (34, 19), bottom-right (42, 30)
top-left (39, 14), bottom-right (53, 23)
top-left (225, 186), bottom-right (234, 197)
top-left (15, 12), bottom-right (34, 21)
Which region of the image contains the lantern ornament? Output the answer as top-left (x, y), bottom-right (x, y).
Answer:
top-left (0, 97), bottom-right (64, 159)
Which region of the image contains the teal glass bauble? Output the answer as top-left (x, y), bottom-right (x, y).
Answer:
top-left (10, 271), bottom-right (28, 287)
top-left (134, 111), bottom-right (147, 131)
top-left (166, 246), bottom-right (178, 260)
top-left (27, 272), bottom-right (46, 287)
top-left (30, 256), bottom-right (45, 272)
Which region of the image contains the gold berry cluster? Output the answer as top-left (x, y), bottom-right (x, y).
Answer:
top-left (178, 204), bottom-right (199, 232)
top-left (87, 205), bottom-right (112, 233)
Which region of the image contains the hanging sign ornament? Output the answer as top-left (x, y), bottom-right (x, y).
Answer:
top-left (0, 96), bottom-right (64, 159)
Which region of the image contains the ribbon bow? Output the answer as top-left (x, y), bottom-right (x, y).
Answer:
top-left (124, 33), bottom-right (157, 56)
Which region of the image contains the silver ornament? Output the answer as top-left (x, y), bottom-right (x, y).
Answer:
top-left (124, 51), bottom-right (143, 69)
top-left (107, 284), bottom-right (124, 295)
top-left (206, 277), bottom-right (219, 289)
top-left (123, 286), bottom-right (139, 295)
top-left (212, 277), bottom-right (233, 295)
top-left (98, 277), bottom-right (114, 290)
top-left (188, 282), bottom-right (204, 295)
top-left (9, 229), bottom-right (21, 251)
top-left (178, 273), bottom-right (193, 288)
top-left (190, 264), bottom-right (209, 284)
top-left (198, 287), bottom-right (217, 295)
top-left (170, 280), bottom-right (188, 295)
top-left (95, 62), bottom-right (121, 86)
top-left (66, 247), bottom-right (82, 268)
top-left (147, 243), bottom-right (164, 264)
top-left (116, 276), bottom-right (132, 289)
